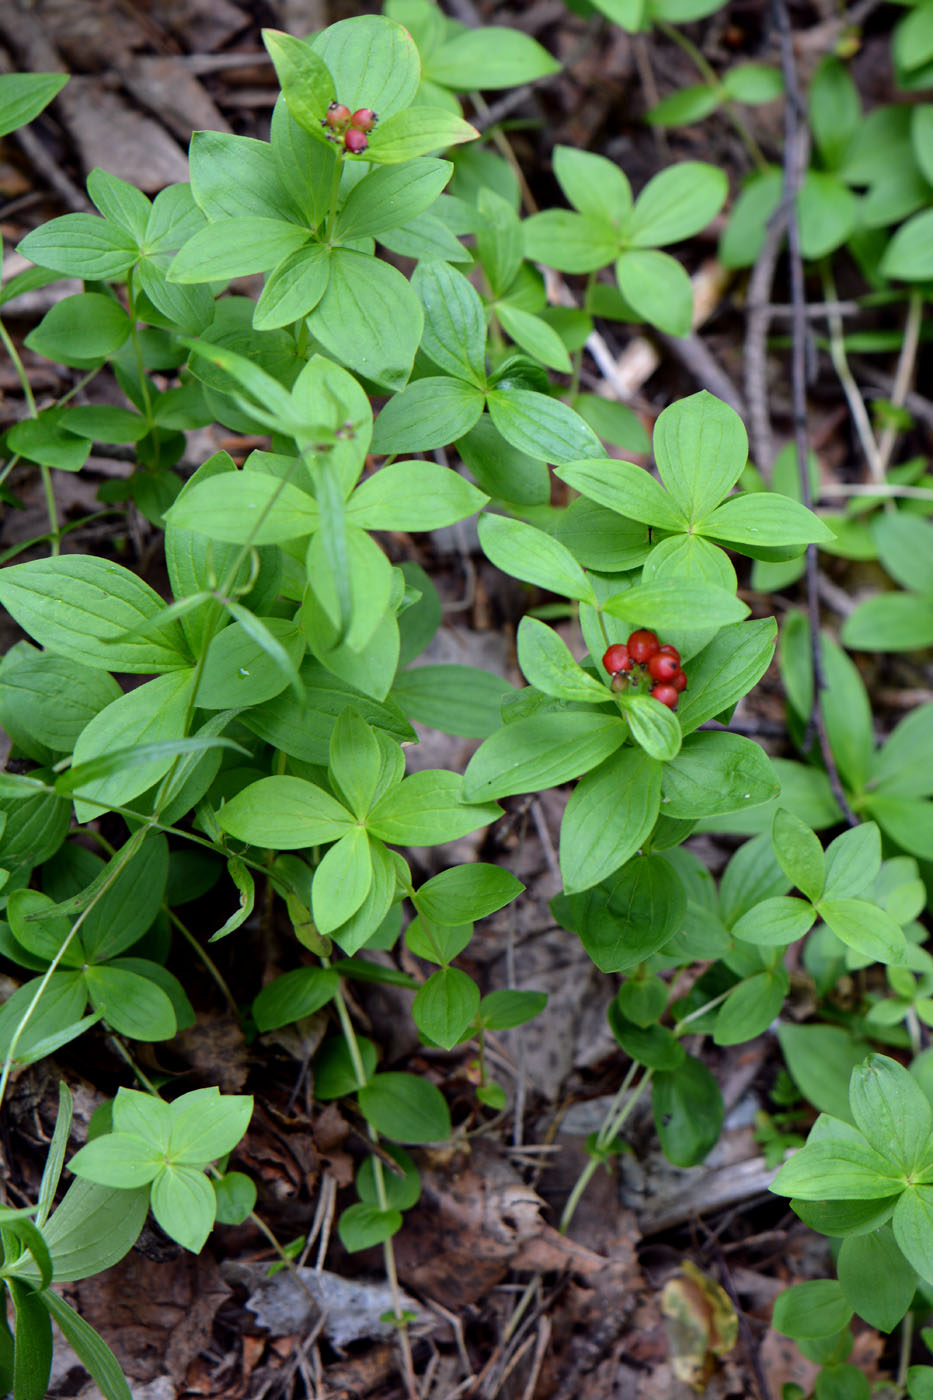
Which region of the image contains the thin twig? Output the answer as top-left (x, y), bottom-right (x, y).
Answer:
top-left (820, 265), bottom-right (885, 484)
top-left (774, 0), bottom-right (858, 827)
top-left (877, 289), bottom-right (924, 474)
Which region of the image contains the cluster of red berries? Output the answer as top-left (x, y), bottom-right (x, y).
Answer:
top-left (323, 102), bottom-right (378, 154)
top-left (601, 630), bottom-right (687, 710)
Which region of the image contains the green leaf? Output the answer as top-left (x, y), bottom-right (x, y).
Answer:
top-left (849, 1054), bottom-right (933, 1173)
top-left (487, 388), bottom-right (602, 465)
top-left (653, 1054), bottom-right (723, 1167)
top-left (312, 827), bottom-right (373, 934)
top-left (646, 85), bottom-right (720, 127)
top-left (210, 1171), bottom-right (256, 1226)
top-left (261, 29), bottom-right (335, 140)
top-left (84, 965), bottom-right (177, 1041)
top-left (714, 965), bottom-right (789, 1045)
top-left (367, 770), bottom-right (501, 845)
top-left (195, 615), bottom-right (304, 710)
top-left (6, 412), bottom-right (90, 472)
top-left (823, 823), bottom-right (882, 899)
top-left (167, 473), bottom-right (319, 543)
top-left (462, 710), bottom-right (626, 801)
top-left (880, 209), bottom-right (933, 281)
top-left (67, 1132), bottom-right (164, 1188)
top-left (619, 693), bottom-right (682, 762)
top-left (798, 172), bottom-right (857, 259)
top-left (497, 304), bottom-right (572, 374)
top-left (40, 1292), bottom-right (131, 1400)
top-left (168, 218), bottom-right (311, 282)
top-left (391, 664), bottom-right (512, 738)
top-left (676, 618), bottom-right (776, 734)
top-left (412, 967), bottom-right (480, 1048)
top-left (818, 898), bottom-right (907, 965)
top-left (357, 1072), bottom-right (451, 1143)
top-left (253, 967), bottom-right (339, 1031)
top-left (556, 457), bottom-right (685, 531)
top-left (312, 14), bottom-right (421, 119)
top-left (253, 244), bottom-right (331, 330)
top-left (522, 209), bottom-right (619, 273)
top-left (476, 187), bottom-right (523, 296)
top-left (0, 556), bottom-right (190, 672)
top-left (772, 1281), bottom-right (854, 1340)
top-left (478, 513), bottom-right (595, 603)
top-left (426, 25), bottom-right (559, 88)
top-left (69, 670), bottom-right (195, 823)
top-left (553, 145), bottom-right (632, 224)
top-left (719, 167), bottom-right (782, 269)
top-left (623, 162), bottom-right (727, 246)
top-left (218, 775), bottom-right (353, 848)
top-left (871, 708), bottom-right (933, 800)
top-left (771, 1135), bottom-right (906, 1200)
top-left (842, 592), bottom-right (933, 652)
top-left (309, 249), bottom-right (423, 390)
top-left (701, 491), bottom-right (834, 547)
top-left (168, 1088), bottom-right (253, 1164)
top-left (338, 1202), bottom-right (402, 1252)
top-left (894, 1188), bottom-right (933, 1284)
top-left (364, 106), bottom-right (479, 163)
top-left (568, 852), bottom-right (686, 973)
top-left (405, 915), bottom-right (472, 965)
top-left (837, 1228), bottom-right (916, 1333)
top-left (151, 1165), bottom-right (216, 1252)
top-left (18, 213), bottom-right (138, 279)
top-left (609, 1007), bottom-right (684, 1070)
top-left (349, 460), bottom-right (487, 530)
top-left (603, 578), bottom-right (748, 632)
top-left (559, 746), bottom-right (661, 892)
top-left (661, 732), bottom-right (779, 819)
top-left (477, 989), bottom-right (547, 1030)
top-left (371, 376), bottom-right (485, 453)
top-left (913, 103), bottom-right (933, 186)
top-left (722, 63), bottom-right (783, 104)
top-left (809, 58), bottom-right (860, 170)
top-left (9, 1278), bottom-right (52, 1400)
top-left (516, 617), bottom-right (608, 703)
top-left (413, 863), bottom-right (523, 924)
top-left (653, 390), bottom-right (749, 524)
top-left (874, 511), bottom-right (933, 595)
top-left (412, 260), bottom-right (486, 384)
top-left (25, 293), bottom-right (131, 366)
top-left (615, 248), bottom-right (693, 338)
top-left (337, 159), bottom-right (451, 241)
top-left (0, 72), bottom-right (67, 136)
top-left (13, 1178), bottom-right (149, 1283)
top-left (772, 809), bottom-right (825, 902)
top-left (778, 1024), bottom-right (870, 1123)
top-left (731, 896), bottom-right (816, 947)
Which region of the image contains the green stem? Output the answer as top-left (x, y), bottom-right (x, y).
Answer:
top-left (0, 317), bottom-right (37, 416)
top-left (168, 910), bottom-right (239, 1017)
top-left (656, 22), bottom-right (768, 171)
top-left (0, 315), bottom-right (61, 554)
top-left (0, 828), bottom-right (150, 1112)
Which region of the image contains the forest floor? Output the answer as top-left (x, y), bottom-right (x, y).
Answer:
top-left (0, 0), bottom-right (930, 1396)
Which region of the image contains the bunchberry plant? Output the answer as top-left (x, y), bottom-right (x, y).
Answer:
top-left (1, 2), bottom-right (933, 1395)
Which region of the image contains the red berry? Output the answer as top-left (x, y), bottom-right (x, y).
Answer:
top-left (657, 643), bottom-right (680, 663)
top-left (648, 652), bottom-right (680, 683)
top-left (671, 669), bottom-right (688, 693)
top-left (350, 108), bottom-right (378, 131)
top-left (627, 629), bottom-right (659, 664)
top-left (344, 128), bottom-right (369, 154)
top-left (651, 684), bottom-right (679, 709)
top-left (602, 643), bottom-right (632, 676)
top-left (325, 101), bottom-right (351, 129)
